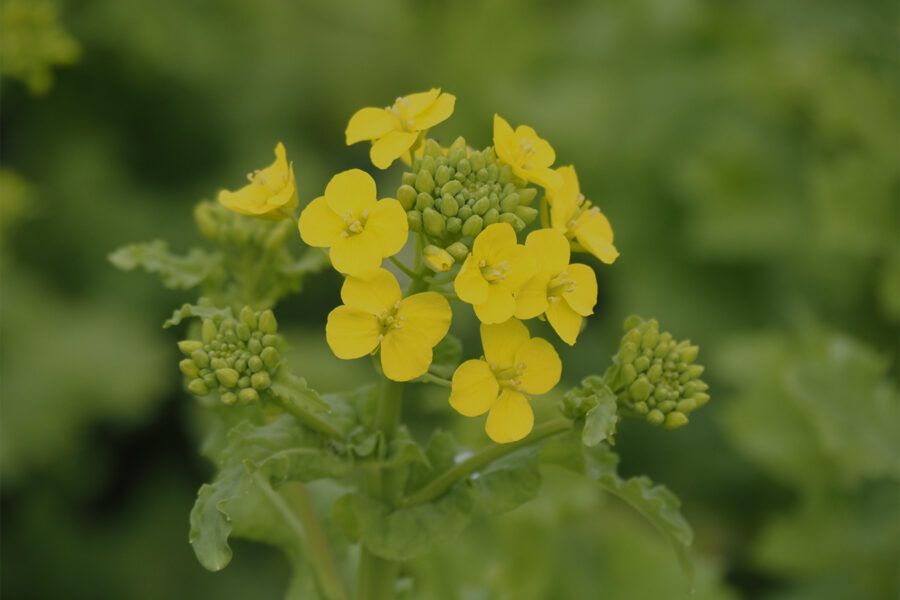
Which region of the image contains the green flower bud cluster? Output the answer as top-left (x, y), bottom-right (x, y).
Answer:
top-left (612, 316), bottom-right (709, 429)
top-left (194, 200), bottom-right (294, 252)
top-left (398, 137), bottom-right (539, 258)
top-left (177, 306), bottom-right (282, 406)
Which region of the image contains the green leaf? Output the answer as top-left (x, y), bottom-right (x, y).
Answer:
top-left (163, 298), bottom-right (234, 328)
top-left (428, 334), bottom-right (462, 379)
top-left (559, 375), bottom-right (619, 446)
top-left (189, 415), bottom-right (354, 571)
top-left (109, 240), bottom-right (222, 289)
top-left (470, 446), bottom-right (541, 516)
top-left (543, 434), bottom-right (695, 585)
top-left (269, 371), bottom-right (330, 414)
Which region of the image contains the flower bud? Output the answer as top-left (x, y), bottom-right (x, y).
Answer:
top-left (423, 245), bottom-right (454, 273)
top-left (440, 195), bottom-right (458, 217)
top-left (407, 211), bottom-right (423, 232)
top-left (423, 208), bottom-right (445, 236)
top-left (416, 170), bottom-right (435, 195)
top-left (664, 412), bottom-right (689, 429)
top-left (178, 340), bottom-right (203, 356)
top-left (259, 310), bottom-right (277, 334)
top-left (482, 208), bottom-right (500, 226)
top-left (187, 379), bottom-right (209, 396)
top-left (515, 206), bottom-right (538, 225)
top-left (179, 359), bottom-right (199, 378)
top-left (201, 319), bottom-right (217, 344)
top-left (260, 346), bottom-right (280, 369)
top-left (216, 368), bottom-right (240, 388)
top-left (251, 371), bottom-right (271, 390)
top-left (221, 391), bottom-right (238, 406)
top-left (629, 377), bottom-right (652, 402)
top-left (238, 388), bottom-right (260, 404)
top-left (446, 242), bottom-right (469, 263)
top-left (397, 184), bottom-right (417, 210)
top-left (415, 192), bottom-right (434, 211)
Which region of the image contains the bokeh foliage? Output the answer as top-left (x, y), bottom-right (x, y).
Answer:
top-left (1, 0), bottom-right (896, 598)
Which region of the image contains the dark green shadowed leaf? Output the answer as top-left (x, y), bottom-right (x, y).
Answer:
top-left (109, 240), bottom-right (223, 289)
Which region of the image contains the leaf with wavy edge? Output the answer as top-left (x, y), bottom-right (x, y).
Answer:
top-left (109, 240), bottom-right (223, 289)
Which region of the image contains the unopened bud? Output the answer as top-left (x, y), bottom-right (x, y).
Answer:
top-left (620, 364), bottom-right (637, 385)
top-left (446, 242), bottom-right (469, 263)
top-left (251, 371), bottom-right (271, 390)
top-left (238, 388), bottom-right (260, 404)
top-left (634, 356), bottom-right (650, 372)
top-left (446, 217), bottom-right (462, 233)
top-left (680, 345), bottom-right (699, 364)
top-left (221, 391), bottom-right (238, 406)
top-left (664, 412), bottom-right (689, 429)
top-left (187, 379), bottom-right (209, 396)
top-left (415, 192), bottom-right (434, 211)
top-left (423, 245), bottom-right (454, 273)
top-left (517, 187), bottom-right (538, 205)
top-left (179, 359), bottom-right (199, 378)
top-left (397, 184), bottom-right (417, 210)
top-left (647, 409), bottom-right (665, 426)
top-left (629, 377), bottom-right (652, 402)
top-left (440, 195), bottom-right (458, 217)
top-left (515, 206), bottom-right (538, 225)
top-left (415, 170), bottom-right (435, 194)
top-left (407, 211), bottom-right (422, 232)
top-left (482, 208), bottom-right (500, 226)
top-left (259, 310), bottom-right (277, 334)
top-left (248, 355), bottom-right (264, 372)
top-left (201, 319), bottom-right (217, 344)
top-left (423, 208), bottom-right (445, 236)
top-left (500, 193), bottom-right (519, 212)
top-left (178, 340), bottom-right (203, 356)
top-left (216, 368), bottom-right (240, 388)
top-left (619, 342), bottom-right (638, 365)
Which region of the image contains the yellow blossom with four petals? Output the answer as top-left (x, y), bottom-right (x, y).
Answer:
top-left (515, 229), bottom-right (598, 345)
top-left (547, 166), bottom-right (618, 264)
top-left (493, 115), bottom-right (564, 190)
top-left (454, 223), bottom-right (536, 324)
top-left (346, 89), bottom-right (456, 170)
top-left (325, 268), bottom-right (452, 382)
top-left (218, 142), bottom-right (297, 219)
top-left (298, 169), bottom-right (408, 276)
top-left (449, 319), bottom-right (561, 443)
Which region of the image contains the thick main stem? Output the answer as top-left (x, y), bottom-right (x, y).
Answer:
top-left (355, 378), bottom-right (405, 600)
top-left (400, 418), bottom-right (574, 508)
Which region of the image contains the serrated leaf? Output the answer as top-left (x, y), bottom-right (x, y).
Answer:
top-left (428, 334), bottom-right (462, 379)
top-left (189, 466), bottom-right (252, 571)
top-left (163, 298), bottom-right (233, 328)
top-left (269, 371), bottom-right (330, 414)
top-left (582, 387), bottom-right (619, 447)
top-left (543, 435), bottom-right (695, 585)
top-left (109, 240), bottom-right (222, 289)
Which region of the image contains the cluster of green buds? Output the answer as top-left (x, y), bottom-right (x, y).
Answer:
top-left (610, 316), bottom-right (709, 429)
top-left (193, 200), bottom-right (294, 252)
top-left (398, 137), bottom-right (539, 262)
top-left (177, 306), bottom-right (282, 405)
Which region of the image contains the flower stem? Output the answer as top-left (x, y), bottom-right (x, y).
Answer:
top-left (273, 395), bottom-right (345, 440)
top-left (253, 474), bottom-right (349, 600)
top-left (399, 417), bottom-right (574, 508)
top-left (415, 373), bottom-right (452, 387)
top-left (388, 255), bottom-right (417, 279)
top-left (355, 377), bottom-right (406, 600)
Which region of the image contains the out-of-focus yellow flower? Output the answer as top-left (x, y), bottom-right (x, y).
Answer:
top-left (325, 268), bottom-right (452, 382)
top-left (449, 319), bottom-right (561, 443)
top-left (515, 229), bottom-right (597, 345)
top-left (218, 142), bottom-right (298, 220)
top-left (346, 89), bottom-right (456, 170)
top-left (423, 245), bottom-right (454, 273)
top-left (454, 223), bottom-right (536, 324)
top-left (547, 166), bottom-right (618, 264)
top-left (298, 169), bottom-right (408, 275)
top-left (493, 115), bottom-right (564, 190)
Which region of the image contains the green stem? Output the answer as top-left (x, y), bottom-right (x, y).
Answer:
top-left (414, 232), bottom-right (424, 270)
top-left (274, 395), bottom-right (345, 440)
top-left (388, 256), bottom-right (417, 279)
top-left (399, 417), bottom-right (574, 508)
top-left (355, 378), bottom-right (406, 600)
top-left (253, 474), bottom-right (349, 600)
top-left (415, 373), bottom-right (452, 388)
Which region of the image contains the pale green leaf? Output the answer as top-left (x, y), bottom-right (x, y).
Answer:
top-left (109, 240), bottom-right (222, 289)
top-left (163, 298), bottom-right (234, 328)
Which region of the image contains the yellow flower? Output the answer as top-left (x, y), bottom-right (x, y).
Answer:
top-left (423, 244), bottom-right (454, 273)
top-left (449, 319), bottom-right (561, 443)
top-left (298, 169), bottom-right (408, 276)
top-left (547, 166), bottom-right (618, 264)
top-left (493, 115), bottom-right (564, 190)
top-left (325, 268), bottom-right (452, 382)
top-left (218, 142), bottom-right (298, 219)
top-left (454, 223), bottom-right (536, 324)
top-left (346, 89), bottom-right (456, 170)
top-left (514, 229), bottom-right (598, 345)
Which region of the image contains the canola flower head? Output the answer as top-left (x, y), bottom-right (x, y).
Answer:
top-left (218, 142), bottom-right (298, 220)
top-left (547, 166), bottom-right (618, 265)
top-left (514, 228), bottom-right (598, 345)
top-left (325, 268), bottom-right (452, 382)
top-left (450, 319), bottom-right (562, 443)
top-left (612, 316), bottom-right (709, 429)
top-left (493, 115), bottom-right (564, 191)
top-left (178, 307), bottom-right (282, 405)
top-left (298, 169), bottom-right (408, 276)
top-left (346, 89), bottom-right (456, 170)
top-left (400, 136), bottom-right (539, 257)
top-left (454, 223), bottom-right (537, 324)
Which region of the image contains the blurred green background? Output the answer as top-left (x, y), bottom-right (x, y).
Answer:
top-left (1, 0), bottom-right (897, 598)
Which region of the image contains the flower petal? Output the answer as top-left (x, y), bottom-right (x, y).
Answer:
top-left (575, 210), bottom-right (618, 264)
top-left (258, 142), bottom-right (291, 186)
top-left (325, 306), bottom-right (381, 359)
top-left (529, 166), bottom-right (564, 190)
top-left (298, 196), bottom-right (345, 247)
top-left (548, 166), bottom-right (579, 230)
top-left (485, 389), bottom-right (534, 443)
top-left (403, 89), bottom-right (441, 117)
top-left (515, 125), bottom-right (556, 168)
top-left (341, 267), bottom-right (402, 314)
top-left (329, 230), bottom-right (382, 275)
top-left (449, 359), bottom-right (499, 417)
top-left (325, 169), bottom-right (377, 217)
top-left (412, 93), bottom-right (456, 129)
top-left (481, 318), bottom-right (530, 367)
top-left (397, 292), bottom-right (452, 346)
top-left (346, 107), bottom-right (396, 145)
top-left (474, 285), bottom-right (517, 324)
top-left (454, 255), bottom-right (489, 305)
top-left (514, 337), bottom-right (561, 394)
top-left (365, 198), bottom-right (408, 258)
top-left (525, 228), bottom-right (570, 277)
top-left (370, 131), bottom-right (419, 170)
top-left (496, 243), bottom-right (537, 292)
top-left (562, 263), bottom-right (597, 316)
top-left (381, 329), bottom-right (432, 382)
top-left (545, 299), bottom-right (584, 346)
top-left (514, 275), bottom-right (550, 320)
top-left (492, 114), bottom-right (516, 165)
top-left (473, 222), bottom-right (517, 264)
